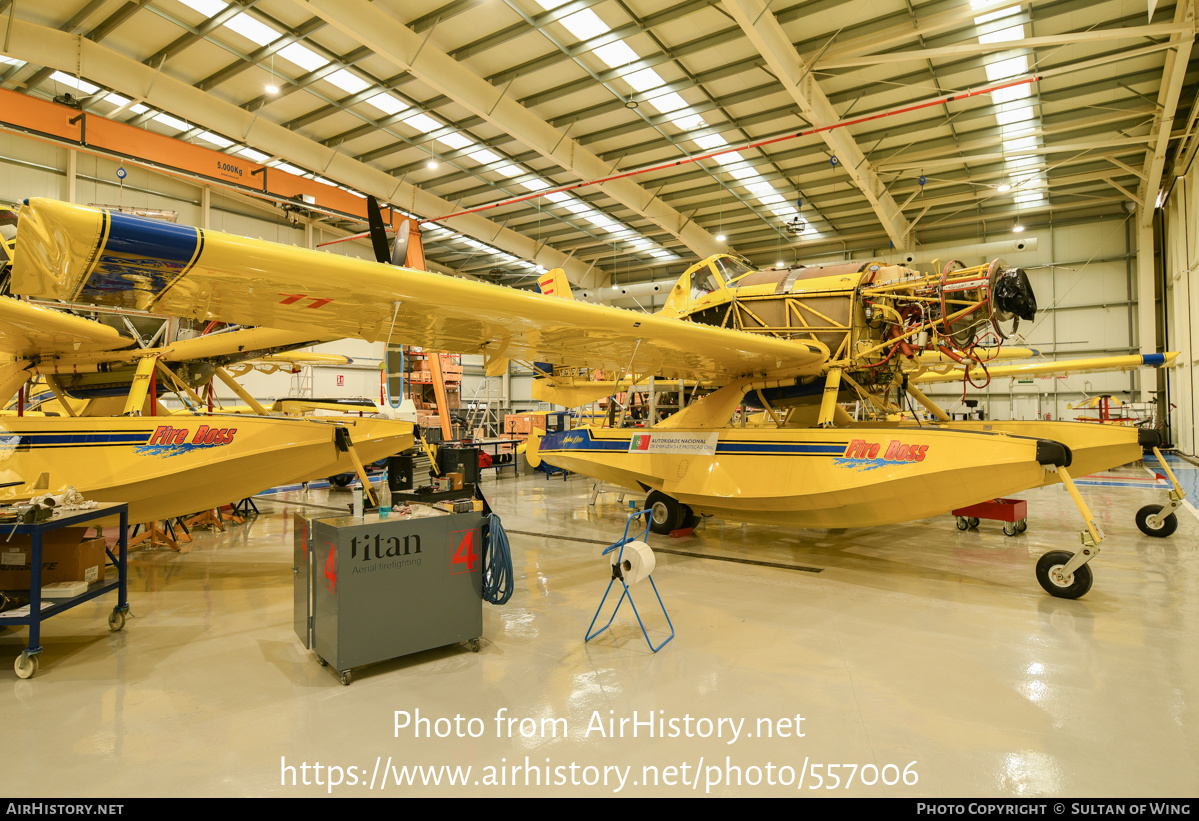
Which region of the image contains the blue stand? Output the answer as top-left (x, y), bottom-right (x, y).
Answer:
top-left (584, 509), bottom-right (674, 652)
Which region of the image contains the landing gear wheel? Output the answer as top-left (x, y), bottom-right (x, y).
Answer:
top-left (14, 653), bottom-right (37, 679)
top-left (1017, 519), bottom-right (1028, 533)
top-left (956, 517), bottom-right (969, 531)
top-left (1036, 550), bottom-right (1094, 599)
top-left (681, 505), bottom-right (701, 530)
top-left (329, 475), bottom-right (352, 488)
top-left (108, 610), bottom-right (126, 632)
top-left (340, 670), bottom-right (352, 686)
top-left (1136, 504), bottom-right (1178, 538)
top-left (469, 638), bottom-right (481, 653)
top-left (1003, 522), bottom-right (1017, 537)
top-left (968, 517), bottom-right (980, 529)
top-left (644, 491), bottom-right (684, 535)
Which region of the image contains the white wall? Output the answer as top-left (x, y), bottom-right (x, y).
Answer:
top-left (1162, 160), bottom-right (1198, 455)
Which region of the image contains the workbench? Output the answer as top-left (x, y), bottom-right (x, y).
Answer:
top-left (1, 503), bottom-right (130, 679)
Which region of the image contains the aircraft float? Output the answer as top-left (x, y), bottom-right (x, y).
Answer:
top-left (0, 297), bottom-right (412, 523)
top-left (9, 198), bottom-right (1185, 598)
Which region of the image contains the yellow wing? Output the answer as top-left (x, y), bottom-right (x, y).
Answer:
top-left (13, 199), bottom-right (829, 382)
top-left (911, 352), bottom-right (1178, 384)
top-left (0, 296), bottom-right (133, 357)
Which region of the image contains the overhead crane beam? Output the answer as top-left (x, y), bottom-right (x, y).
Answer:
top-left (722, 0), bottom-right (913, 251)
top-left (292, 0), bottom-right (725, 266)
top-left (0, 18), bottom-right (602, 289)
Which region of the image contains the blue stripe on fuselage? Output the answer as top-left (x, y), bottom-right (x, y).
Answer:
top-left (80, 211), bottom-right (201, 300)
top-left (540, 429), bottom-right (847, 455)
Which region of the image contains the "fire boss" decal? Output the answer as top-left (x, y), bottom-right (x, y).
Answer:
top-left (135, 424), bottom-right (239, 457)
top-left (835, 439), bottom-right (929, 471)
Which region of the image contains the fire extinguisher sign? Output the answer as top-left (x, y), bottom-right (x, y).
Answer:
top-left (450, 529), bottom-right (479, 575)
top-left (336, 374), bottom-right (345, 386)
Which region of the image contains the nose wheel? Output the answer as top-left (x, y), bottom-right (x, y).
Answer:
top-left (1035, 550), bottom-right (1094, 599)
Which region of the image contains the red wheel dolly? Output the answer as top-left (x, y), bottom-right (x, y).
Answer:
top-left (952, 498), bottom-right (1028, 537)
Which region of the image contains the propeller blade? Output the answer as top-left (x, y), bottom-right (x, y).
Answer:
top-left (365, 195), bottom-right (391, 265)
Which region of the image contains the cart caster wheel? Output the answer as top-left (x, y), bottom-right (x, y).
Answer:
top-left (469, 638), bottom-right (481, 653)
top-left (317, 656), bottom-right (328, 667)
top-left (1036, 550), bottom-right (1094, 599)
top-left (108, 610), bottom-right (126, 632)
top-left (340, 670), bottom-right (352, 686)
top-left (14, 653), bottom-right (37, 679)
top-left (1017, 519), bottom-right (1028, 533)
top-left (968, 517), bottom-right (980, 529)
top-left (1136, 504), bottom-right (1178, 538)
top-left (956, 517), bottom-right (969, 531)
top-left (1003, 521), bottom-right (1017, 537)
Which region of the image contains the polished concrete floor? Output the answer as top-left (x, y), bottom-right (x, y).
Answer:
top-left (3, 458), bottom-right (1198, 797)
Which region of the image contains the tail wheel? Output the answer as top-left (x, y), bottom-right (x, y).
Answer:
top-left (644, 491), bottom-right (684, 535)
top-left (1035, 550), bottom-right (1094, 599)
top-left (1136, 504), bottom-right (1178, 538)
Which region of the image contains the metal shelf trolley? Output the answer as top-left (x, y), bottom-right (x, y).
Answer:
top-left (1, 503), bottom-right (130, 679)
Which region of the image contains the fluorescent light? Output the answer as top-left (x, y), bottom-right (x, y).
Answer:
top-left (560, 9), bottom-right (608, 40)
top-left (647, 92), bottom-right (688, 114)
top-left (521, 179), bottom-right (551, 192)
top-left (593, 41), bottom-right (638, 68)
top-left (278, 43), bottom-right (328, 73)
top-left (438, 132), bottom-right (473, 150)
top-left (693, 134), bottom-right (728, 150)
top-left (151, 112), bottom-right (190, 131)
top-left (179, 0), bottom-right (227, 17)
top-left (466, 148), bottom-right (501, 165)
top-left (984, 55), bottom-right (1028, 81)
top-left (364, 93), bottom-right (408, 116)
top-left (50, 72), bottom-right (98, 94)
top-left (402, 113), bottom-right (442, 132)
top-left (493, 165), bottom-right (521, 177)
top-left (238, 147), bottom-right (270, 162)
top-left (270, 161), bottom-right (307, 176)
top-left (196, 131), bottom-right (233, 148)
top-left (544, 192), bottom-right (571, 203)
top-left (623, 68), bottom-right (663, 92)
top-left (326, 69), bottom-right (369, 94)
top-left (225, 13), bottom-right (280, 47)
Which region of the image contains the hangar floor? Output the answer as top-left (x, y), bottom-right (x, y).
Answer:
top-left (4, 458), bottom-right (1198, 798)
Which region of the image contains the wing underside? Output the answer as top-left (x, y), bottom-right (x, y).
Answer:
top-left (0, 296), bottom-right (133, 357)
top-left (13, 199), bottom-right (829, 382)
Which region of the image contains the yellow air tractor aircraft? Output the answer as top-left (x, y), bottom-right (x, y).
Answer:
top-left (0, 297), bottom-right (412, 523)
top-left (10, 198), bottom-right (1180, 598)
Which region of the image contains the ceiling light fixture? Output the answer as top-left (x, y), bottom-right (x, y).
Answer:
top-left (624, 99), bottom-right (638, 109)
top-left (998, 183), bottom-right (1012, 192)
top-left (427, 138), bottom-right (438, 170)
top-left (266, 55), bottom-right (278, 95)
top-left (1013, 224), bottom-right (1025, 233)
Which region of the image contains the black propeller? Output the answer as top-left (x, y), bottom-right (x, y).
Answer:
top-left (366, 195), bottom-right (391, 265)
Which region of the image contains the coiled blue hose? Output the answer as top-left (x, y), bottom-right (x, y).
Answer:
top-left (482, 512), bottom-right (513, 605)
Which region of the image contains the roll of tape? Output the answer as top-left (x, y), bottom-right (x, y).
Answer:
top-left (610, 540), bottom-right (656, 586)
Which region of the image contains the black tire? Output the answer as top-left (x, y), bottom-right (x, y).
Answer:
top-left (956, 517), bottom-right (969, 531)
top-left (968, 517), bottom-right (980, 529)
top-left (328, 474), bottom-right (353, 488)
top-left (1017, 519), bottom-right (1028, 533)
top-left (1136, 504), bottom-right (1178, 538)
top-left (644, 491), bottom-right (684, 535)
top-left (1035, 550), bottom-right (1094, 599)
top-left (680, 506), bottom-right (701, 530)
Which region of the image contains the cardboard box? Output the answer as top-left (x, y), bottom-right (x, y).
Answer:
top-left (447, 472), bottom-right (464, 491)
top-left (0, 532), bottom-right (107, 590)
